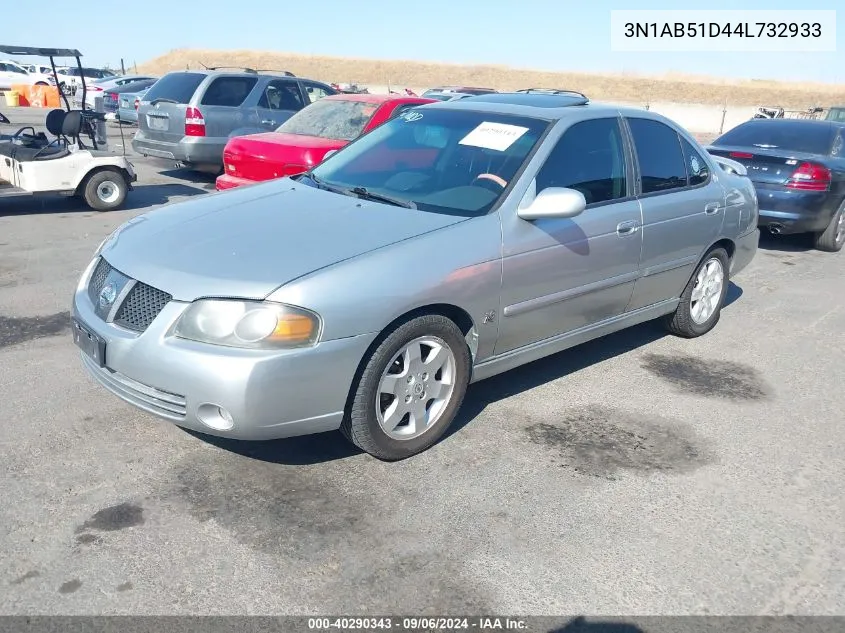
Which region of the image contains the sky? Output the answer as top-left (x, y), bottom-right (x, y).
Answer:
top-left (2, 0), bottom-right (842, 83)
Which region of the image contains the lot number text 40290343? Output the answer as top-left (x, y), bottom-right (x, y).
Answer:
top-left (622, 22), bottom-right (823, 39)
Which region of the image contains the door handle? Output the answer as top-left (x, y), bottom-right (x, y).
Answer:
top-left (261, 119), bottom-right (277, 126)
top-left (616, 220), bottom-right (640, 236)
top-left (705, 202), bottom-right (721, 214)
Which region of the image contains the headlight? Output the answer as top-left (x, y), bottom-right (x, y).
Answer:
top-left (173, 300), bottom-right (321, 349)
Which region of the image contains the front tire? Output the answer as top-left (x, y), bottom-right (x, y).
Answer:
top-left (813, 204), bottom-right (845, 253)
top-left (82, 169), bottom-right (128, 212)
top-left (663, 247), bottom-right (730, 338)
top-left (342, 315), bottom-right (471, 461)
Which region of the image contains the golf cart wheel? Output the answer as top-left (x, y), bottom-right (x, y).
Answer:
top-left (341, 314), bottom-right (471, 461)
top-left (82, 169), bottom-right (128, 212)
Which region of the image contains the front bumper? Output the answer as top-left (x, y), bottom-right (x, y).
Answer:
top-left (71, 259), bottom-right (377, 440)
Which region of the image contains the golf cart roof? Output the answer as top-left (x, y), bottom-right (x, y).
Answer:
top-left (0, 45), bottom-right (82, 58)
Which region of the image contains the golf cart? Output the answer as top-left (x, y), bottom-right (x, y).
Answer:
top-left (0, 45), bottom-right (136, 211)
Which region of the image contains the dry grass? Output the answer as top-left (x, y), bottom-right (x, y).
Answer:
top-left (138, 48), bottom-right (845, 109)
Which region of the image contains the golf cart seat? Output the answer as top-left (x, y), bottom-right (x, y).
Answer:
top-left (0, 111), bottom-right (80, 162)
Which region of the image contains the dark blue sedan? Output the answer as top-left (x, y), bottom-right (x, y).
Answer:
top-left (707, 118), bottom-right (845, 252)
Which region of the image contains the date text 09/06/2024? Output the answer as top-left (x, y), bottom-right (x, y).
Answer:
top-left (307, 617), bottom-right (528, 630)
top-left (623, 22), bottom-right (822, 38)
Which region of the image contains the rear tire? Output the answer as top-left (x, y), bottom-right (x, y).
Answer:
top-left (341, 315), bottom-right (471, 461)
top-left (662, 247), bottom-right (730, 338)
top-left (813, 204), bottom-right (845, 253)
top-left (81, 169), bottom-right (128, 212)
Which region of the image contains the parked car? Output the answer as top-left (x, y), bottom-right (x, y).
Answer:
top-left (826, 106), bottom-right (845, 122)
top-left (117, 87), bottom-right (151, 125)
top-left (73, 74), bottom-right (158, 109)
top-left (55, 67), bottom-right (117, 95)
top-left (216, 93), bottom-right (436, 190)
top-left (72, 92), bottom-right (758, 460)
top-left (707, 118), bottom-right (845, 252)
top-left (0, 60), bottom-right (55, 90)
top-left (421, 91), bottom-right (476, 102)
top-left (100, 79), bottom-right (160, 120)
top-left (421, 86), bottom-right (497, 97)
top-left (132, 69), bottom-right (339, 173)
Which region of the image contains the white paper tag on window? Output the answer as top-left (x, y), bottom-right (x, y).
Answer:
top-left (459, 122), bottom-right (529, 152)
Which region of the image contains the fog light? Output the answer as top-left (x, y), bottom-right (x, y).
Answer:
top-left (196, 403), bottom-right (235, 431)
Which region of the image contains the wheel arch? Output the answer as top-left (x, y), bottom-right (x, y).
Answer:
top-left (73, 164), bottom-right (132, 194)
top-left (341, 302), bottom-right (479, 419)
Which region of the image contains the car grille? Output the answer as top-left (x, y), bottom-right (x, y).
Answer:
top-left (87, 257), bottom-right (172, 333)
top-left (114, 282), bottom-right (172, 332)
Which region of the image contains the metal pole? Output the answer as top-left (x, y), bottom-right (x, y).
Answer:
top-left (120, 58), bottom-right (126, 75)
top-left (719, 100), bottom-right (727, 135)
top-left (94, 96), bottom-right (107, 149)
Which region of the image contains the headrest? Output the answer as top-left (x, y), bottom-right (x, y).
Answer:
top-left (62, 111), bottom-right (83, 137)
top-left (45, 109), bottom-right (67, 136)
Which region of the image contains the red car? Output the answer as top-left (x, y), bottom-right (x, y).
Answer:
top-left (216, 93), bottom-right (437, 190)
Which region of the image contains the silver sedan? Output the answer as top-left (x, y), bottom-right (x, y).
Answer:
top-left (72, 93), bottom-right (759, 460)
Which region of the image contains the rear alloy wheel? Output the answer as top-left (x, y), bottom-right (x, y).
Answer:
top-left (663, 247), bottom-right (730, 338)
top-left (342, 315), bottom-right (471, 460)
top-left (813, 204), bottom-right (845, 253)
top-left (82, 169), bottom-right (128, 212)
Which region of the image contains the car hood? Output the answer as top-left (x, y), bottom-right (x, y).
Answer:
top-left (100, 179), bottom-right (468, 302)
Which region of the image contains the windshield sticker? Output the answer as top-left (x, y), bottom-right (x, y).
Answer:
top-left (400, 110), bottom-right (423, 122)
top-left (459, 122), bottom-right (530, 151)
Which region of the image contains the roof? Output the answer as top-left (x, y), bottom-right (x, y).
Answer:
top-left (0, 45), bottom-right (82, 57)
top-left (419, 92), bottom-right (657, 121)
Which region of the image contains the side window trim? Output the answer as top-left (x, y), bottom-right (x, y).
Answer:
top-left (623, 115), bottom-right (693, 199)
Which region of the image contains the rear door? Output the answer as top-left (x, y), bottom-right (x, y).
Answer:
top-left (139, 72), bottom-right (207, 143)
top-left (254, 78), bottom-right (306, 130)
top-left (196, 74), bottom-right (260, 138)
top-left (624, 116), bottom-right (725, 311)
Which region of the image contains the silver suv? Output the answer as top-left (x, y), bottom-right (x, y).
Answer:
top-left (132, 69), bottom-right (338, 173)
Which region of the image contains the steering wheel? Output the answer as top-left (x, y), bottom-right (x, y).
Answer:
top-left (472, 173), bottom-right (508, 192)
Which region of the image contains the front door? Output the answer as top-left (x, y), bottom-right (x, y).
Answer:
top-left (623, 117), bottom-right (725, 311)
top-left (496, 116), bottom-right (644, 355)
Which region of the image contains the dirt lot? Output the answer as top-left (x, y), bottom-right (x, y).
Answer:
top-left (1, 111), bottom-right (844, 617)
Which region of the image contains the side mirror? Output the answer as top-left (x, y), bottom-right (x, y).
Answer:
top-left (323, 149), bottom-right (338, 160)
top-left (518, 186), bottom-right (586, 221)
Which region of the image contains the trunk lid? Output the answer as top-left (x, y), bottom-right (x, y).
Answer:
top-left (223, 132), bottom-right (346, 182)
top-left (706, 145), bottom-right (827, 186)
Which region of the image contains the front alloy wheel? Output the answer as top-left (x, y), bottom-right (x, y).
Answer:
top-left (342, 314), bottom-right (471, 460)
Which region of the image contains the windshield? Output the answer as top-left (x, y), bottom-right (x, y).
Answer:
top-left (143, 72), bottom-right (205, 104)
top-left (714, 120), bottom-right (835, 155)
top-left (306, 107), bottom-right (549, 217)
top-left (276, 98), bottom-right (379, 141)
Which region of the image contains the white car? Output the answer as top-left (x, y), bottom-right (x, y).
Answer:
top-left (0, 60), bottom-right (56, 91)
top-left (73, 74), bottom-right (157, 109)
top-left (55, 67), bottom-right (117, 95)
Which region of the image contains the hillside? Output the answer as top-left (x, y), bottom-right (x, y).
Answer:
top-left (138, 48), bottom-right (845, 109)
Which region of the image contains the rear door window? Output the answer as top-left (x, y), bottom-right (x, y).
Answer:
top-left (200, 76), bottom-right (258, 107)
top-left (143, 72), bottom-right (206, 104)
top-left (627, 117), bottom-right (688, 194)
